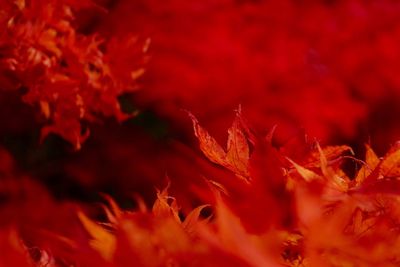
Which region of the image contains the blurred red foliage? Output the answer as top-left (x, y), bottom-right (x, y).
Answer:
top-left (103, 0), bottom-right (400, 148)
top-left (0, 0), bottom-right (147, 149)
top-left (2, 114), bottom-right (400, 266)
top-left (1, 0), bottom-right (400, 266)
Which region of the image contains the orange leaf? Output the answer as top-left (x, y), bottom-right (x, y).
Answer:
top-left (355, 144), bottom-right (379, 186)
top-left (77, 211), bottom-right (116, 261)
top-left (380, 145), bottom-right (400, 178)
top-left (182, 204), bottom-right (210, 235)
top-left (226, 112), bottom-right (250, 179)
top-left (317, 143), bottom-right (348, 192)
top-left (188, 112), bottom-right (227, 167)
top-left (189, 110), bottom-right (250, 181)
top-left (152, 182), bottom-right (181, 223)
top-left (287, 157), bottom-right (321, 182)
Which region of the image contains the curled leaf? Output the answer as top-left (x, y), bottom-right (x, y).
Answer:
top-left (189, 110), bottom-right (250, 181)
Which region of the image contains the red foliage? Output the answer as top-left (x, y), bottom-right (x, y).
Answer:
top-left (2, 114), bottom-right (400, 266)
top-left (107, 0), bottom-right (400, 146)
top-left (1, 1), bottom-right (400, 266)
top-left (0, 0), bottom-right (147, 149)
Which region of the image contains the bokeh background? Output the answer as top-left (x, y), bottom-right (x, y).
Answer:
top-left (1, 0), bottom-right (400, 208)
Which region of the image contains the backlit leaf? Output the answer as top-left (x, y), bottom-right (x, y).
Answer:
top-left (77, 211), bottom-right (116, 261)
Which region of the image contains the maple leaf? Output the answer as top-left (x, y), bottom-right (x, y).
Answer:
top-left (189, 108), bottom-right (250, 181)
top-left (354, 144), bottom-right (380, 186)
top-left (352, 144), bottom-right (400, 195)
top-left (188, 112), bottom-right (227, 167)
top-left (286, 157), bottom-right (321, 182)
top-left (380, 143), bottom-right (400, 178)
top-left (181, 204), bottom-right (210, 235)
top-left (152, 181), bottom-right (181, 223)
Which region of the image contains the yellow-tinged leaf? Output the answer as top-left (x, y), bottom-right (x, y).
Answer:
top-left (365, 144), bottom-right (380, 166)
top-left (355, 144), bottom-right (380, 186)
top-left (287, 158), bottom-right (321, 182)
top-left (152, 183), bottom-right (181, 223)
top-left (317, 143), bottom-right (330, 178)
top-left (317, 143), bottom-right (348, 191)
top-left (77, 211), bottom-right (116, 261)
top-left (380, 146), bottom-right (400, 178)
top-left (182, 204), bottom-right (210, 235)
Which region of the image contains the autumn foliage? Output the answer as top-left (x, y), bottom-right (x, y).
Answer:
top-left (1, 0), bottom-right (400, 266)
top-left (0, 0), bottom-right (147, 148)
